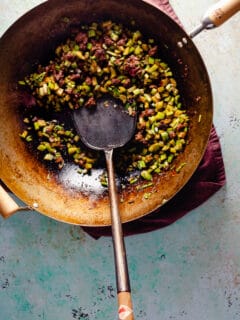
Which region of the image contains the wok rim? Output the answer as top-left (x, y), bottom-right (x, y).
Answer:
top-left (0, 0), bottom-right (213, 226)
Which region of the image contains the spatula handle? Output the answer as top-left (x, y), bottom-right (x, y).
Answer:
top-left (118, 292), bottom-right (134, 320)
top-left (105, 149), bottom-right (134, 320)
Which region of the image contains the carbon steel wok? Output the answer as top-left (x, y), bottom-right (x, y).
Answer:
top-left (0, 0), bottom-right (221, 226)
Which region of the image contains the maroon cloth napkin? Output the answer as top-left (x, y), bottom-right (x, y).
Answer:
top-left (82, 0), bottom-right (226, 238)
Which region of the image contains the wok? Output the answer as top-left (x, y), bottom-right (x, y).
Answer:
top-left (0, 0), bottom-right (237, 226)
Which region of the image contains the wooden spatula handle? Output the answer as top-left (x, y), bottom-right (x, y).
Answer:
top-left (118, 292), bottom-right (134, 320)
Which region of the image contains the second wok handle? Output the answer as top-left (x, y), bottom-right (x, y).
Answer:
top-left (190, 0), bottom-right (240, 38)
top-left (205, 0), bottom-right (240, 27)
top-left (105, 149), bottom-right (134, 320)
top-left (0, 184), bottom-right (20, 218)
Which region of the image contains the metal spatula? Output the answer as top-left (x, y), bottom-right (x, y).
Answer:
top-left (73, 96), bottom-right (136, 320)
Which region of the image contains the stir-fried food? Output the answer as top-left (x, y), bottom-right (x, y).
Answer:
top-left (19, 20), bottom-right (189, 184)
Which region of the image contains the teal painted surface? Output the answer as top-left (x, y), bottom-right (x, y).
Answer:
top-left (1, 1), bottom-right (240, 319)
top-left (1, 202), bottom-right (240, 319)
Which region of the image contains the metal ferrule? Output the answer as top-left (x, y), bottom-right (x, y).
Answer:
top-left (189, 17), bottom-right (215, 38)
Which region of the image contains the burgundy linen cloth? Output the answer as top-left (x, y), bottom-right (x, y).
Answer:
top-left (82, 0), bottom-right (226, 238)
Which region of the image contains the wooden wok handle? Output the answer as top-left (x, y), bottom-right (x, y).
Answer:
top-left (0, 184), bottom-right (20, 218)
top-left (190, 0), bottom-right (240, 38)
top-left (204, 0), bottom-right (240, 27)
top-left (118, 292), bottom-right (134, 320)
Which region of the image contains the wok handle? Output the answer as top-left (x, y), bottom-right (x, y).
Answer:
top-left (190, 0), bottom-right (240, 38)
top-left (205, 0), bottom-right (240, 27)
top-left (0, 184), bottom-right (20, 218)
top-left (105, 149), bottom-right (134, 320)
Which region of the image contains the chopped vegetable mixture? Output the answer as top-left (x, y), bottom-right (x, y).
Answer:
top-left (19, 20), bottom-right (189, 184)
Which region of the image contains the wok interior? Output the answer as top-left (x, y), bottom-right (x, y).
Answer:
top-left (0, 0), bottom-right (212, 226)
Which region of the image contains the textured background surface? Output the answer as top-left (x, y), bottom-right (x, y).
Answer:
top-left (0, 1), bottom-right (240, 319)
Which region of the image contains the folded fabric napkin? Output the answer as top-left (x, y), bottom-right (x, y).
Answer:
top-left (82, 0), bottom-right (226, 238)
